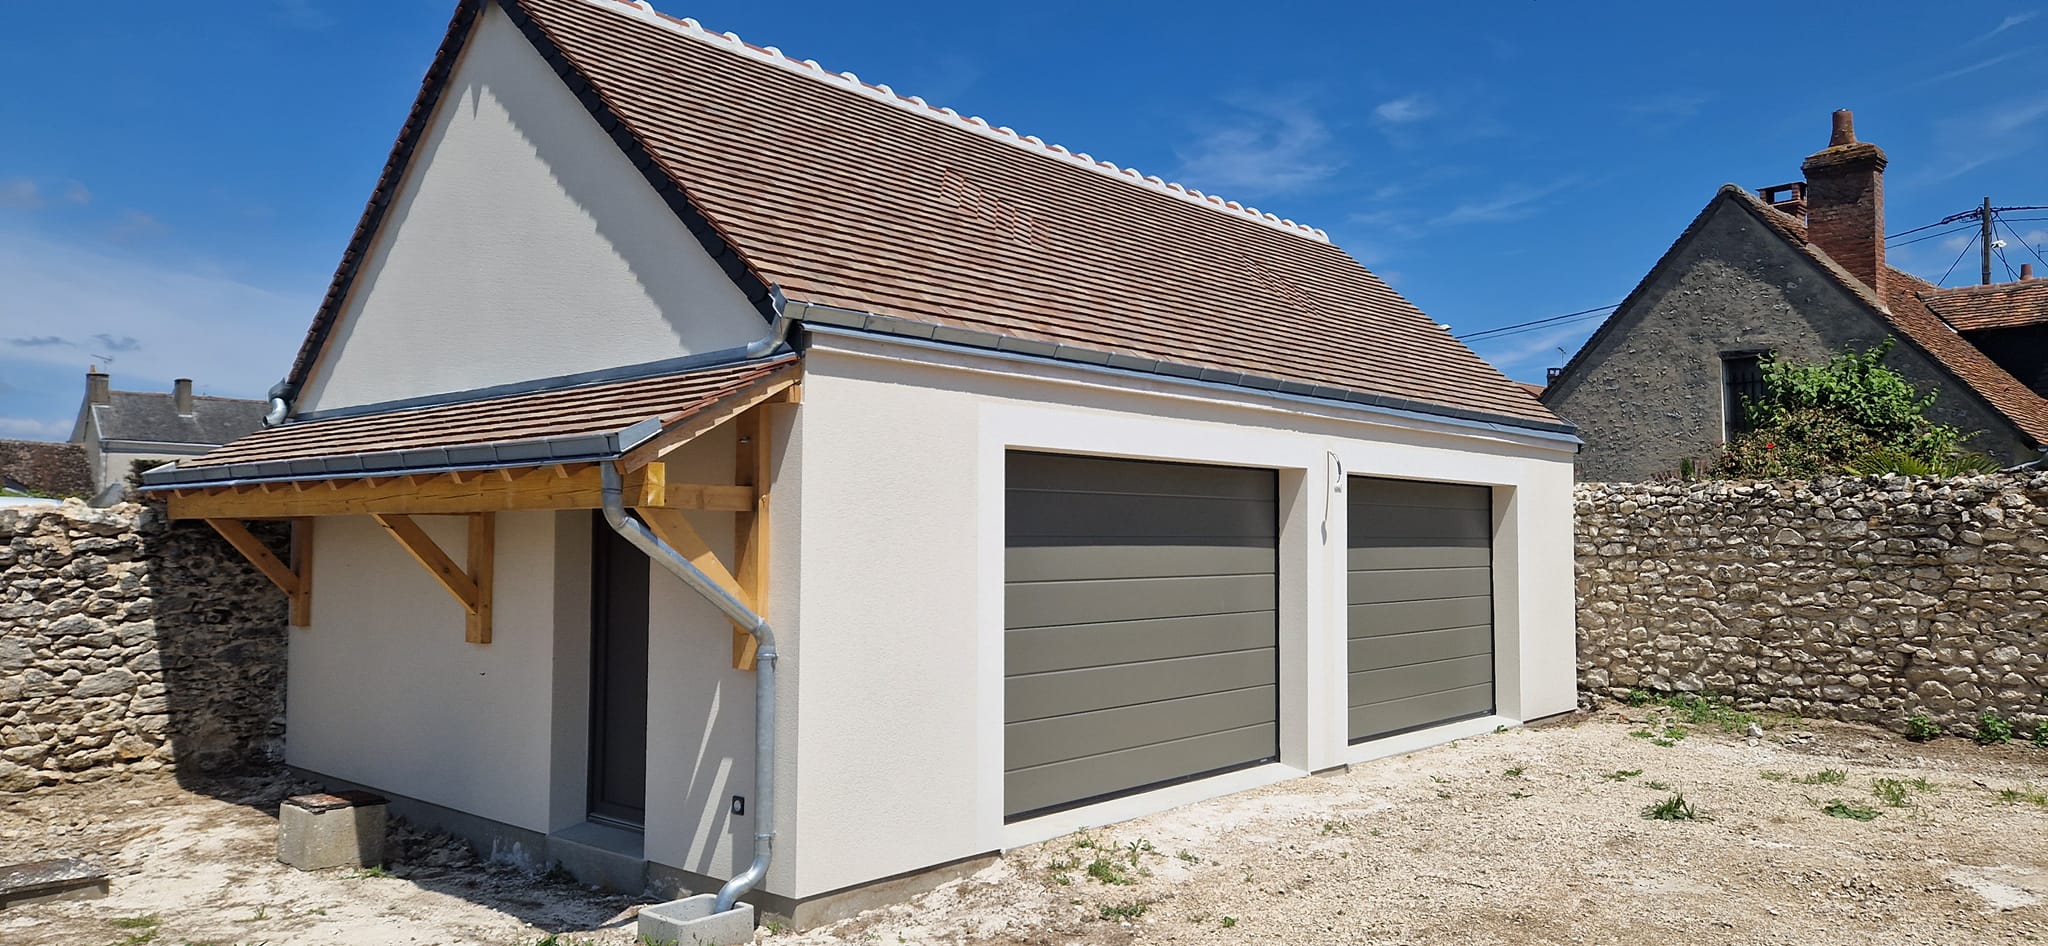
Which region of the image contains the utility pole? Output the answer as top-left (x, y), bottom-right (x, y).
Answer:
top-left (1982, 196), bottom-right (1995, 286)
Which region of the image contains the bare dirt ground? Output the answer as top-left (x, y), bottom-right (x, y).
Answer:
top-left (6, 708), bottom-right (2048, 946)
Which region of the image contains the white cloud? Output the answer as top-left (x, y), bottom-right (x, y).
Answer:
top-left (0, 416), bottom-right (69, 438)
top-left (1373, 95), bottom-right (1433, 125)
top-left (1975, 10), bottom-right (2039, 43)
top-left (1441, 177), bottom-right (1583, 226)
top-left (0, 178), bottom-right (41, 210)
top-left (0, 230), bottom-right (312, 411)
top-left (1172, 97), bottom-right (1344, 198)
top-left (1909, 93), bottom-right (2048, 183)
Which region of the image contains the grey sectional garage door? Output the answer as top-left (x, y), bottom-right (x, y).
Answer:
top-left (1348, 477), bottom-right (1494, 742)
top-left (1004, 452), bottom-right (1278, 821)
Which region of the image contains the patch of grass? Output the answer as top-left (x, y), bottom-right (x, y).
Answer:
top-left (1977, 710), bottom-right (2015, 746)
top-left (1641, 780), bottom-right (1671, 791)
top-left (1098, 900), bottom-right (1150, 921)
top-left (1871, 778), bottom-right (1917, 808)
top-left (1904, 714), bottom-right (1941, 742)
top-left (2035, 723), bottom-right (2048, 748)
top-left (1502, 766), bottom-right (1525, 779)
top-left (1628, 723), bottom-right (1688, 747)
top-left (1998, 787), bottom-right (2048, 807)
top-left (1820, 799), bottom-right (1880, 821)
top-left (350, 865), bottom-right (395, 879)
top-left (1792, 768), bottom-right (1847, 786)
top-left (1641, 793), bottom-right (1704, 821)
top-left (1320, 820), bottom-right (1350, 835)
top-left (1123, 838), bottom-right (1155, 865)
top-left (1602, 769), bottom-right (1643, 782)
top-left (1176, 851), bottom-right (1200, 865)
top-left (1220, 916), bottom-right (1239, 928)
top-left (110, 914), bottom-right (160, 946)
top-left (1759, 770), bottom-right (1789, 782)
top-left (1085, 857), bottom-right (1135, 886)
top-left (1663, 693), bottom-right (1760, 733)
top-left (1507, 790), bottom-right (1533, 799)
top-left (1070, 831), bottom-right (1099, 850)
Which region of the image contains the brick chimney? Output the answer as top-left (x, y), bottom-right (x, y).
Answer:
top-left (174, 378), bottom-right (194, 416)
top-left (2024, 263), bottom-right (2036, 281)
top-left (86, 366), bottom-right (110, 406)
top-left (1801, 109), bottom-right (1888, 297)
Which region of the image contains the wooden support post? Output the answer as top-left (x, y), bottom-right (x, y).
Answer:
top-left (206, 518), bottom-right (300, 598)
top-left (372, 513), bottom-right (491, 642)
top-left (636, 507), bottom-right (753, 610)
top-left (731, 407), bottom-right (771, 670)
top-left (289, 519), bottom-right (314, 628)
top-left (467, 513), bottom-right (494, 644)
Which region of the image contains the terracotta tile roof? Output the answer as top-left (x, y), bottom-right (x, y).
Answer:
top-left (1729, 190), bottom-right (2048, 445)
top-left (282, 0), bottom-right (1563, 434)
top-left (169, 356), bottom-right (795, 476)
top-left (1548, 185), bottom-right (2048, 447)
top-left (1921, 279), bottom-right (2048, 332)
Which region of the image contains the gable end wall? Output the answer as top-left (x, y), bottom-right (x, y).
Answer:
top-left (1546, 198), bottom-right (2031, 481)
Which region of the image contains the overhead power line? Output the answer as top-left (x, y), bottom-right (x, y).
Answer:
top-left (1996, 216), bottom-right (2048, 271)
top-left (1455, 303), bottom-right (1619, 343)
top-left (1939, 230), bottom-right (1979, 285)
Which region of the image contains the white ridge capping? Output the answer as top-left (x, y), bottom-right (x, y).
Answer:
top-left (584, 0), bottom-right (1332, 242)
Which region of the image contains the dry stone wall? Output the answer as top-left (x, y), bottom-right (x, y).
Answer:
top-left (1577, 474), bottom-right (2048, 735)
top-left (0, 501), bottom-right (286, 790)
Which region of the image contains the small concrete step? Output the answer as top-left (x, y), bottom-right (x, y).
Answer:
top-left (0, 858), bottom-right (110, 910)
top-left (546, 822), bottom-right (647, 894)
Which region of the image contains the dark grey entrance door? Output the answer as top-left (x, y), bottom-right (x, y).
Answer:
top-left (1003, 452), bottom-right (1279, 821)
top-left (1347, 477), bottom-right (1495, 742)
top-left (589, 514), bottom-right (649, 827)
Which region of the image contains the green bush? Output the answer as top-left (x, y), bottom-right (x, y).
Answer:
top-left (1976, 710), bottom-right (2014, 746)
top-left (1712, 341), bottom-right (1984, 478)
top-left (1903, 714), bottom-right (1941, 742)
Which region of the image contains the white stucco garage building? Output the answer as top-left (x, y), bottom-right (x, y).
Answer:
top-left (144, 0), bottom-right (1580, 925)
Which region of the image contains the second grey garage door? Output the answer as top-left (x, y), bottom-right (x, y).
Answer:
top-left (1004, 452), bottom-right (1278, 821)
top-left (1348, 477), bottom-right (1495, 741)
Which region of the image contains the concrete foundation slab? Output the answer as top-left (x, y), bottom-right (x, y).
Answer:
top-left (278, 791), bottom-right (387, 871)
top-left (0, 858), bottom-right (109, 910)
top-left (638, 893), bottom-right (756, 946)
top-left (546, 821), bottom-right (647, 893)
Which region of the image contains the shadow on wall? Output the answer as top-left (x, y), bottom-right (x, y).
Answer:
top-left (147, 516), bottom-right (290, 790)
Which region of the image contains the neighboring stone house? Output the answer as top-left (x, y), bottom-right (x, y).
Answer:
top-left (68, 368), bottom-right (267, 493)
top-left (133, 0), bottom-right (1580, 928)
top-left (0, 439), bottom-right (93, 497)
top-left (1542, 110), bottom-right (2048, 481)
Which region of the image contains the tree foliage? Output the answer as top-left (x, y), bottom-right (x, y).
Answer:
top-left (1712, 340), bottom-right (1991, 478)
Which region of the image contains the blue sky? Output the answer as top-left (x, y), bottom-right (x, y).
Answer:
top-left (4, 1), bottom-right (2046, 439)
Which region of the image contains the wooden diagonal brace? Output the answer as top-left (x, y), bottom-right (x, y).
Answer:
top-left (207, 517), bottom-right (300, 596)
top-left (372, 513), bottom-right (494, 643)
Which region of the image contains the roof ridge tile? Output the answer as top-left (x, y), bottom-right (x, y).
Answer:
top-left (586, 0), bottom-right (1330, 241)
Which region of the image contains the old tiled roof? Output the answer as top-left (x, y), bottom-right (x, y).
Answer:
top-left (91, 391), bottom-right (267, 446)
top-left (281, 0), bottom-right (1562, 434)
top-left (169, 356), bottom-right (794, 476)
top-left (0, 440), bottom-right (93, 497)
top-left (1920, 279), bottom-right (2048, 333)
top-left (1741, 190), bottom-right (2048, 445)
top-left (1546, 185), bottom-right (2048, 447)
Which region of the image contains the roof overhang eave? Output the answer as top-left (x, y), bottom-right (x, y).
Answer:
top-left (784, 300), bottom-right (1581, 444)
top-left (137, 417), bottom-right (666, 492)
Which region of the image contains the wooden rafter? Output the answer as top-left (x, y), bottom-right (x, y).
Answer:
top-left (731, 406), bottom-right (773, 670)
top-left (162, 462), bottom-right (751, 520)
top-left (206, 518), bottom-right (314, 629)
top-left (617, 369), bottom-right (800, 472)
top-left (372, 512), bottom-right (495, 642)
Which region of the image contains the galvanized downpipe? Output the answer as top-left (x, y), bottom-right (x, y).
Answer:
top-left (600, 462), bottom-right (778, 915)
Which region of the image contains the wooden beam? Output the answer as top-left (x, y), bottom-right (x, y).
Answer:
top-left (617, 368), bottom-right (800, 471)
top-left (731, 407), bottom-right (771, 670)
top-left (635, 507), bottom-right (753, 610)
top-left (163, 462), bottom-right (745, 519)
top-left (466, 513), bottom-right (494, 644)
top-left (206, 519), bottom-right (299, 597)
top-left (372, 514), bottom-right (480, 610)
top-left (289, 519), bottom-right (314, 628)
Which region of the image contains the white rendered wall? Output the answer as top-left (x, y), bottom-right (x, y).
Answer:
top-left (286, 512), bottom-right (561, 835)
top-left (784, 335), bottom-right (1578, 897)
top-left (294, 5), bottom-right (768, 414)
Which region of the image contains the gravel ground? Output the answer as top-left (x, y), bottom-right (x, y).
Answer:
top-left (5, 708), bottom-right (2046, 945)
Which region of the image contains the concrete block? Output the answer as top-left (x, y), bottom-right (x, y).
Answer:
top-left (638, 894), bottom-right (756, 946)
top-left (278, 791), bottom-right (387, 871)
